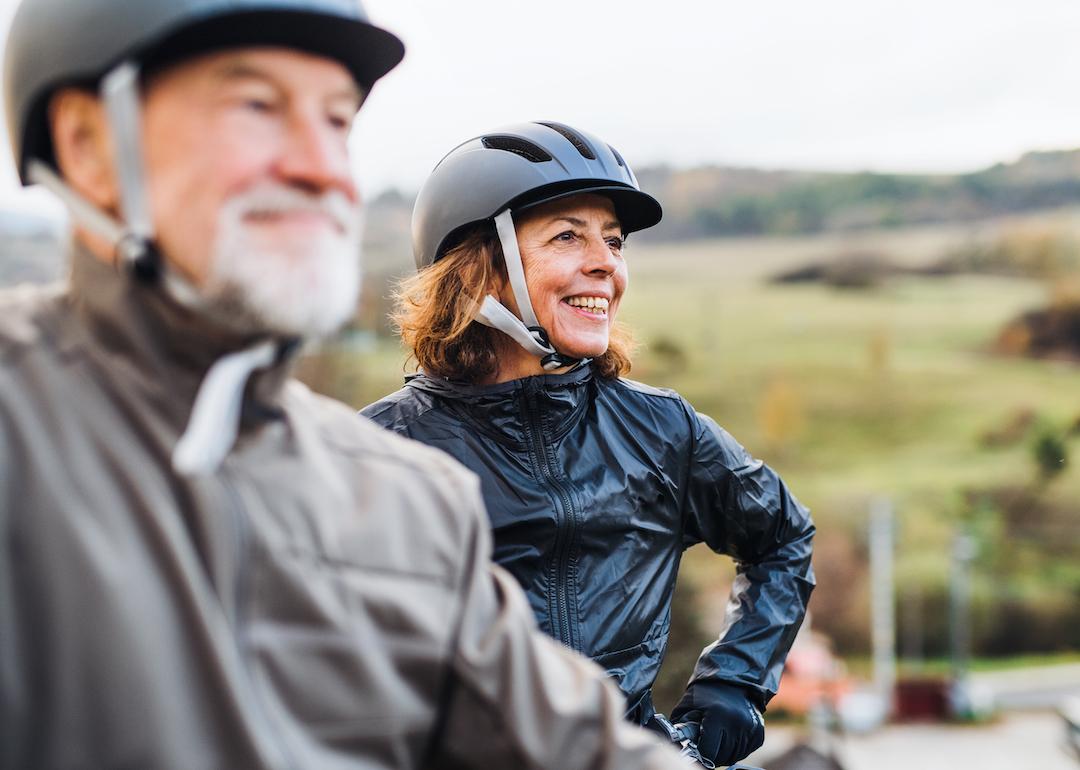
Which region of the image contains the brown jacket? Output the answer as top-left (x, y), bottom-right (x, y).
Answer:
top-left (0, 247), bottom-right (680, 769)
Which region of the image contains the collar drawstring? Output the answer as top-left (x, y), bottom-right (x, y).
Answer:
top-left (171, 340), bottom-right (279, 476)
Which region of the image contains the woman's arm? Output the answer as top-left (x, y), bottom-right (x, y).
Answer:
top-left (671, 405), bottom-right (815, 763)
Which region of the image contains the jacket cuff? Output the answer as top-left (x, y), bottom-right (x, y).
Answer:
top-left (672, 679), bottom-right (767, 720)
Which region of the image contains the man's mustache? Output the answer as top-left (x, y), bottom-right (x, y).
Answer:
top-left (224, 183), bottom-right (358, 234)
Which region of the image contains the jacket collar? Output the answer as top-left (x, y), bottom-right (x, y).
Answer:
top-left (61, 242), bottom-right (297, 431)
top-left (405, 365), bottom-right (594, 446)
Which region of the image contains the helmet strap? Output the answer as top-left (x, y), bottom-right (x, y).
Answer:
top-left (96, 60), bottom-right (167, 283)
top-left (475, 295), bottom-right (591, 372)
top-left (29, 158), bottom-right (209, 303)
top-left (30, 60), bottom-right (216, 311)
top-left (490, 209), bottom-right (583, 372)
top-left (494, 209), bottom-right (542, 329)
top-left (28, 59), bottom-right (161, 284)
top-left (475, 295), bottom-right (555, 357)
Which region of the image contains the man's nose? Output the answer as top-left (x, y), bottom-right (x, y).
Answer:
top-left (274, 111), bottom-right (357, 200)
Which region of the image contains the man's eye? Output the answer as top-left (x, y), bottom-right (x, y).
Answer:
top-left (607, 236), bottom-right (624, 251)
top-left (328, 114), bottom-right (352, 131)
top-left (245, 98), bottom-right (276, 114)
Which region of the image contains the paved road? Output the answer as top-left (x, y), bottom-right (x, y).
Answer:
top-left (747, 710), bottom-right (1077, 770)
top-left (972, 663), bottom-right (1080, 710)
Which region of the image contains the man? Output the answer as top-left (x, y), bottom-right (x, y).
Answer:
top-left (0, 1), bottom-right (684, 768)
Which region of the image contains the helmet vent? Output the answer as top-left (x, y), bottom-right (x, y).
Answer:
top-left (482, 135), bottom-right (553, 163)
top-left (608, 144), bottom-right (626, 167)
top-left (537, 121), bottom-right (597, 160)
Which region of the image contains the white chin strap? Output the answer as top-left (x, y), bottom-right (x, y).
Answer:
top-left (475, 209), bottom-right (584, 372)
top-left (101, 62), bottom-right (155, 252)
top-left (475, 295), bottom-right (555, 359)
top-left (31, 59), bottom-right (284, 477)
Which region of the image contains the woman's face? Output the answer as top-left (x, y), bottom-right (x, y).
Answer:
top-left (496, 193), bottom-right (626, 374)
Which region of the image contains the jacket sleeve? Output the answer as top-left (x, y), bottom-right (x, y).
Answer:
top-left (438, 482), bottom-right (683, 770)
top-left (680, 405), bottom-right (815, 706)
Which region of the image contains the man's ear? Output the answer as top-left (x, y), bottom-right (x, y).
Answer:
top-left (48, 88), bottom-right (119, 210)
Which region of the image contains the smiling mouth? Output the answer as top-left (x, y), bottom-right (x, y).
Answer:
top-left (564, 295), bottom-right (610, 317)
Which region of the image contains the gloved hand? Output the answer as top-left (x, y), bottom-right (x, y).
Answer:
top-left (670, 681), bottom-right (765, 766)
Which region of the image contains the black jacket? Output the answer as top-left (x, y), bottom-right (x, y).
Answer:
top-left (362, 366), bottom-right (815, 722)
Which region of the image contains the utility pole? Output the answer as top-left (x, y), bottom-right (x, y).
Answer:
top-left (900, 585), bottom-right (923, 667)
top-left (949, 531), bottom-right (977, 718)
top-left (869, 498), bottom-right (896, 719)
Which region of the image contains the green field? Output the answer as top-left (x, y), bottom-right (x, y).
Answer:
top-left (622, 227), bottom-right (1074, 513)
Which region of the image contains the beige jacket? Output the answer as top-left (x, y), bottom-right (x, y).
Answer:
top-left (0, 247), bottom-right (680, 769)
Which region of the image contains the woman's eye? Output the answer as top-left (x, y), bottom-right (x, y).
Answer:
top-left (554, 231), bottom-right (577, 243)
top-left (607, 236), bottom-right (625, 251)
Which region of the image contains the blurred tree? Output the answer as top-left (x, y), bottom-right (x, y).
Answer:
top-left (806, 530), bottom-right (871, 656)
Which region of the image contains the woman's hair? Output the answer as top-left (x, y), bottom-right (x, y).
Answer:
top-left (392, 224), bottom-right (635, 383)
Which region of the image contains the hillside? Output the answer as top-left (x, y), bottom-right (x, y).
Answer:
top-left (637, 148), bottom-right (1080, 240)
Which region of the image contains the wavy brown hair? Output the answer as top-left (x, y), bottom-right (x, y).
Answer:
top-left (392, 225), bottom-right (635, 383)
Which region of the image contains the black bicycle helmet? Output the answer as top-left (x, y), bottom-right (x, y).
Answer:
top-left (412, 120), bottom-right (662, 270)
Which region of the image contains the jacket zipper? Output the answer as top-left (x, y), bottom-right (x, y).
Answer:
top-left (521, 380), bottom-right (581, 652)
top-left (221, 472), bottom-right (298, 770)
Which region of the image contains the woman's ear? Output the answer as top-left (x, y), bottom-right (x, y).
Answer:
top-left (48, 88), bottom-right (119, 210)
top-left (486, 242), bottom-right (510, 298)
top-left (487, 265), bottom-right (508, 298)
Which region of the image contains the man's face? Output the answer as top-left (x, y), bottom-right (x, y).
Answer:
top-left (140, 47), bottom-right (364, 336)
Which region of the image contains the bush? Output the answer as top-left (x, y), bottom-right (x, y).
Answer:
top-left (807, 531), bottom-right (871, 656)
top-left (995, 301), bottom-right (1080, 361)
top-left (1032, 426), bottom-right (1068, 482)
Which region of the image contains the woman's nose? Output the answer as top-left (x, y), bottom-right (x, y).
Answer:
top-left (584, 236), bottom-right (618, 275)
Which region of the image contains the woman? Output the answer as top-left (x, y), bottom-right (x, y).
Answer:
top-left (363, 121), bottom-right (815, 767)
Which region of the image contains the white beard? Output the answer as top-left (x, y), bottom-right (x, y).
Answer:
top-left (202, 182), bottom-right (363, 338)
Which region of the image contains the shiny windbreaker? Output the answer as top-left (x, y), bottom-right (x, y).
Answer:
top-left (363, 366), bottom-right (816, 721)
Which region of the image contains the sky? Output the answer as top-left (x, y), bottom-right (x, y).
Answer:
top-left (1, 0), bottom-right (1079, 215)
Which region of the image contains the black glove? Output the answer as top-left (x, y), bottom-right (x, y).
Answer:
top-left (670, 681), bottom-right (765, 766)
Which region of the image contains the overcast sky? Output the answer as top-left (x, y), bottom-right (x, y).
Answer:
top-left (1, 0), bottom-right (1079, 214)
